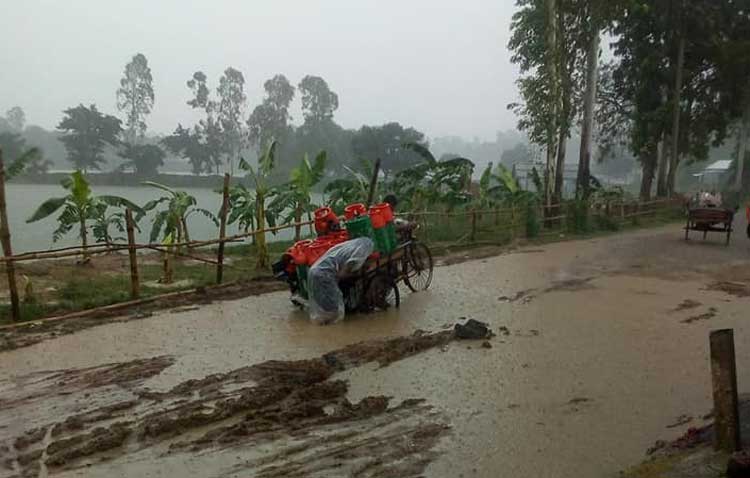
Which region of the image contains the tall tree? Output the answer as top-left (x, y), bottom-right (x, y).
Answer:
top-left (247, 74), bottom-right (295, 151)
top-left (5, 107), bottom-right (25, 132)
top-left (351, 123), bottom-right (428, 175)
top-left (509, 0), bottom-right (585, 205)
top-left (182, 71), bottom-right (225, 174)
top-left (58, 104), bottom-right (122, 172)
top-left (298, 75), bottom-right (339, 123)
top-left (118, 143), bottom-right (165, 178)
top-left (0, 132), bottom-right (51, 175)
top-left (216, 67), bottom-right (246, 176)
top-left (116, 53), bottom-right (154, 143)
top-left (576, 3), bottom-right (602, 200)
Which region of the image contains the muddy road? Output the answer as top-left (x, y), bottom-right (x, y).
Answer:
top-left (3, 222), bottom-right (750, 477)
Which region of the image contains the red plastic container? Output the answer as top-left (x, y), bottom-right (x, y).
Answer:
top-left (369, 203), bottom-right (394, 226)
top-left (369, 203), bottom-right (394, 229)
top-left (314, 206), bottom-right (339, 235)
top-left (305, 238), bottom-right (335, 266)
top-left (344, 203), bottom-right (367, 220)
top-left (289, 239), bottom-right (313, 265)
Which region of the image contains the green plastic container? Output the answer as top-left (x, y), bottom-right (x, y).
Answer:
top-left (372, 228), bottom-right (392, 254)
top-left (345, 215), bottom-right (374, 239)
top-left (385, 222), bottom-right (398, 249)
top-left (296, 265), bottom-right (309, 299)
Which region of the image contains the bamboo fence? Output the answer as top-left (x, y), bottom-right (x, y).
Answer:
top-left (0, 161), bottom-right (686, 323)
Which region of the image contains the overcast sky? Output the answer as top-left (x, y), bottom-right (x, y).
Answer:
top-left (1, 0), bottom-right (520, 141)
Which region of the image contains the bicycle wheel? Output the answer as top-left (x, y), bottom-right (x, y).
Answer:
top-left (365, 273), bottom-right (400, 310)
top-left (404, 242), bottom-right (433, 292)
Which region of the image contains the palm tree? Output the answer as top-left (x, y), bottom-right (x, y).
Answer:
top-left (27, 171), bottom-right (141, 259)
top-left (270, 151), bottom-right (326, 241)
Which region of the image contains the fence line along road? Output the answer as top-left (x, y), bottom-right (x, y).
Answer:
top-left (0, 197), bottom-right (685, 322)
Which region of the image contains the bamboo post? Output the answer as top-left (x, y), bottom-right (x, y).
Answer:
top-left (710, 329), bottom-right (741, 453)
top-left (216, 173), bottom-right (230, 284)
top-left (470, 209), bottom-right (477, 242)
top-left (366, 158), bottom-right (382, 207)
top-left (0, 151), bottom-right (20, 321)
top-left (125, 209), bottom-right (139, 299)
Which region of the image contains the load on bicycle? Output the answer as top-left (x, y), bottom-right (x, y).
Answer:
top-left (273, 198), bottom-right (433, 324)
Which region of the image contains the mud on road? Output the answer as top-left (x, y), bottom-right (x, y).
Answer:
top-left (4, 222), bottom-right (750, 477)
top-left (0, 330), bottom-right (461, 478)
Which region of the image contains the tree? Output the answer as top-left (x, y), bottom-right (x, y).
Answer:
top-left (0, 132), bottom-right (51, 176)
top-left (351, 123), bottom-right (428, 174)
top-left (118, 143), bottom-right (165, 178)
top-left (162, 124), bottom-right (211, 175)
top-left (58, 104), bottom-right (122, 172)
top-left (174, 71), bottom-right (226, 175)
top-left (5, 107), bottom-right (25, 131)
top-left (604, 0), bottom-right (744, 199)
top-left (509, 0), bottom-right (586, 205)
top-left (217, 67), bottom-right (246, 175)
top-left (26, 171), bottom-right (140, 258)
top-left (116, 53), bottom-right (154, 143)
top-left (576, 2), bottom-right (603, 200)
top-left (247, 74), bottom-right (295, 151)
top-left (142, 182), bottom-right (217, 245)
top-left (298, 75), bottom-right (339, 123)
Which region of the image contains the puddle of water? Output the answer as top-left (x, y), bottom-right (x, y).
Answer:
top-left (4, 225), bottom-right (750, 477)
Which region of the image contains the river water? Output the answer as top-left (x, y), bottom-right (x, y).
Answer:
top-left (5, 183), bottom-right (309, 253)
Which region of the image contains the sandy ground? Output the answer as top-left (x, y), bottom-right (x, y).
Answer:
top-left (2, 220), bottom-right (750, 477)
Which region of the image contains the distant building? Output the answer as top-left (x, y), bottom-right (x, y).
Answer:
top-left (692, 160), bottom-right (732, 190)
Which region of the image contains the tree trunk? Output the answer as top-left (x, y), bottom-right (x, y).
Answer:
top-left (255, 193), bottom-right (269, 271)
top-left (656, 137), bottom-right (668, 197)
top-left (553, 129), bottom-right (567, 205)
top-left (640, 145), bottom-right (658, 201)
top-left (666, 27), bottom-right (686, 197)
top-left (735, 97), bottom-right (750, 192)
top-left (576, 28), bottom-right (600, 200)
top-left (544, 0), bottom-right (559, 210)
top-left (182, 218), bottom-right (190, 248)
top-left (80, 215), bottom-right (89, 261)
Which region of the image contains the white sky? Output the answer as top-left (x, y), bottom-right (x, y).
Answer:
top-left (0, 0), bottom-right (520, 141)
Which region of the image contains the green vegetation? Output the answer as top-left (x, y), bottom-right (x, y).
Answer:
top-left (26, 171), bottom-right (141, 256)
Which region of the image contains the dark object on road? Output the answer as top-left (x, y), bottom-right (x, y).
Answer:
top-left (454, 319), bottom-right (492, 340)
top-left (684, 207), bottom-right (734, 245)
top-left (481, 341), bottom-right (492, 349)
top-left (727, 450), bottom-right (750, 478)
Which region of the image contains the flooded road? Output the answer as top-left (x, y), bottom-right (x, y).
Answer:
top-left (3, 222), bottom-right (750, 477)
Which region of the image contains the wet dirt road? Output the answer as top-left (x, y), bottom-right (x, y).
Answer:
top-left (3, 221), bottom-right (750, 477)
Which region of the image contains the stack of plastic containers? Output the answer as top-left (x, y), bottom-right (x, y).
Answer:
top-left (343, 203), bottom-right (374, 240)
top-left (368, 203), bottom-right (397, 254)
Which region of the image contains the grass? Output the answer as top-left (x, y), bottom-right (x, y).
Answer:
top-left (0, 204), bottom-right (686, 326)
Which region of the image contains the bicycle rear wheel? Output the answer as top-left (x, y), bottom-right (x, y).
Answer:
top-left (404, 242), bottom-right (433, 292)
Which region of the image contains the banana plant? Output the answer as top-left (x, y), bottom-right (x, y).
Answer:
top-left (27, 171), bottom-right (141, 259)
top-left (90, 204), bottom-right (139, 250)
top-left (239, 139), bottom-right (278, 270)
top-left (142, 181), bottom-right (218, 247)
top-left (227, 185), bottom-right (256, 234)
top-left (323, 162), bottom-right (371, 215)
top-left (270, 151), bottom-right (326, 241)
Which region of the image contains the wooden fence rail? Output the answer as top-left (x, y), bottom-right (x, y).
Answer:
top-left (0, 197), bottom-right (685, 322)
